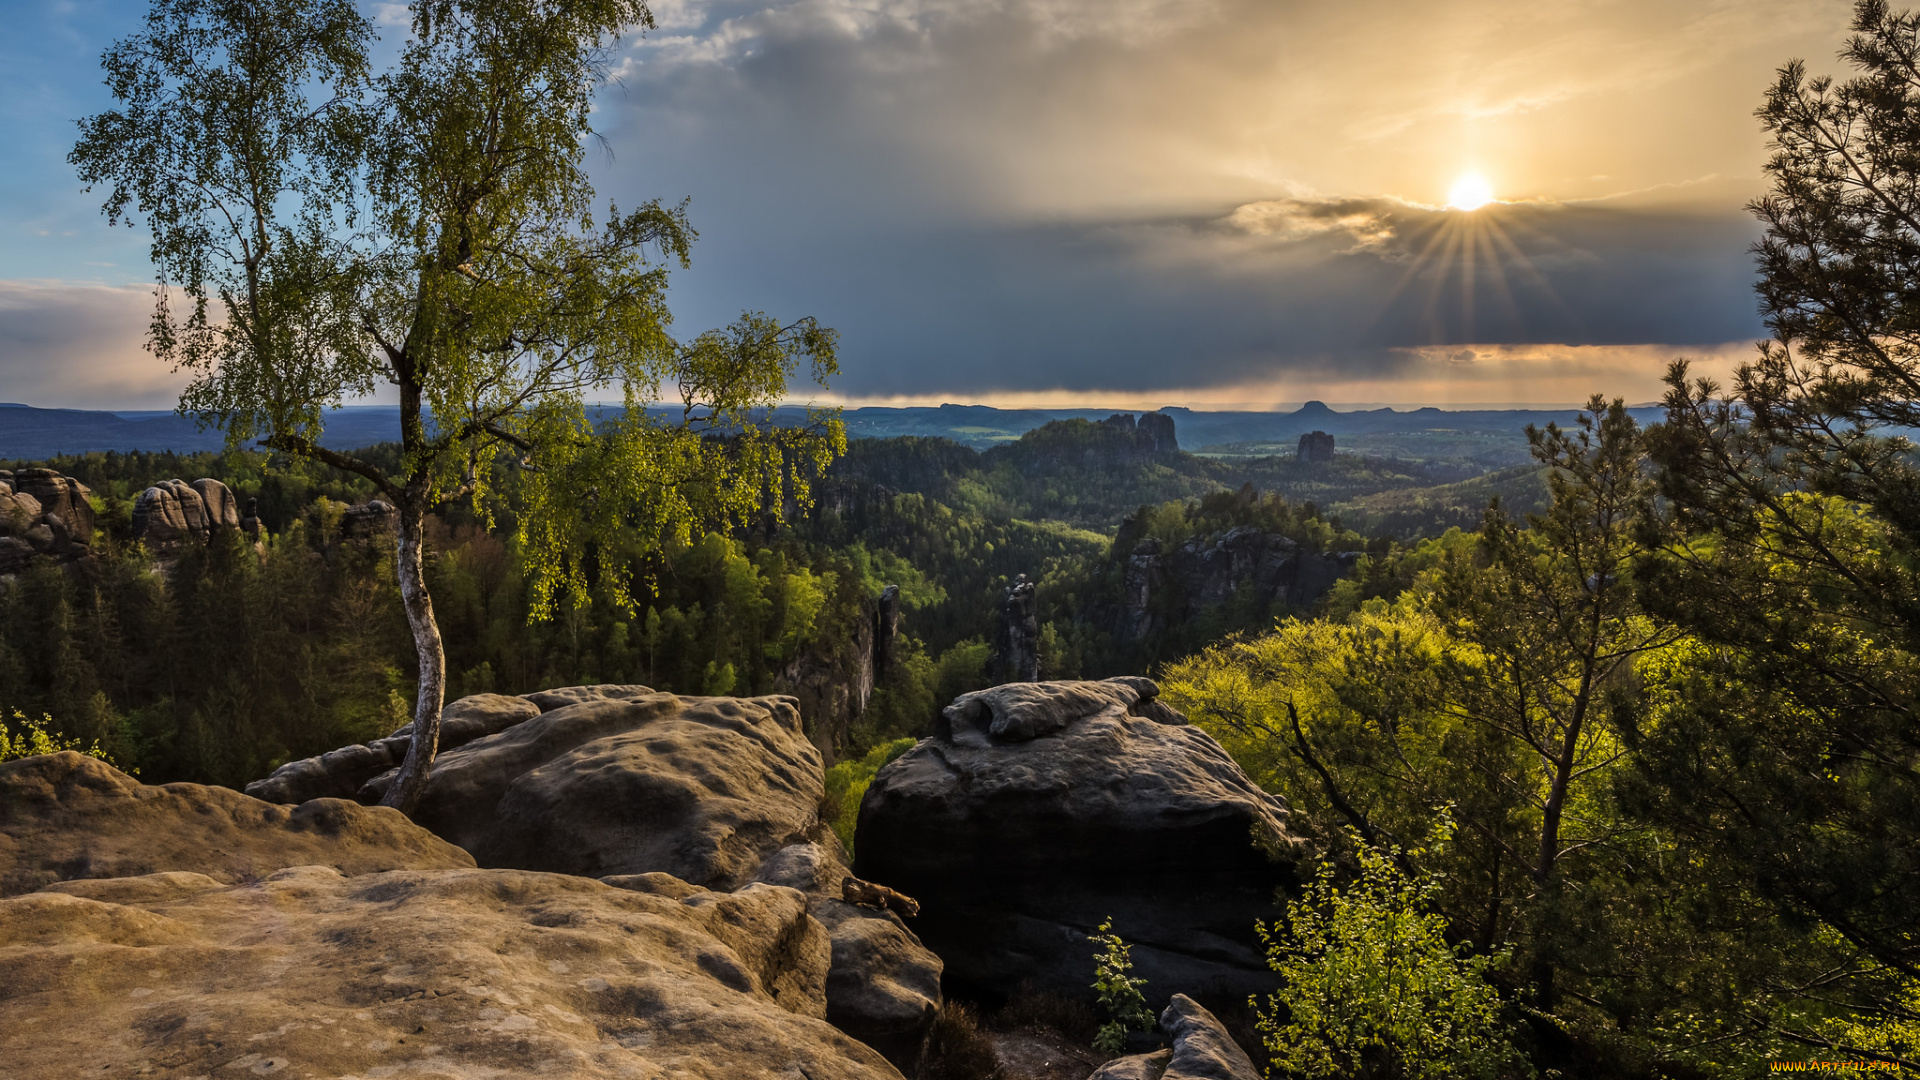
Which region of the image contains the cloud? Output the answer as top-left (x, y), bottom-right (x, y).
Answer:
top-left (568, 0), bottom-right (1841, 405)
top-left (0, 281), bottom-right (185, 409)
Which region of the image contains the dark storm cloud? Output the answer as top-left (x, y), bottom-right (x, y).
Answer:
top-left (582, 0), bottom-right (1817, 401)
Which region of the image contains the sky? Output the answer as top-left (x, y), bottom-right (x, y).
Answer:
top-left (0, 0), bottom-right (1861, 410)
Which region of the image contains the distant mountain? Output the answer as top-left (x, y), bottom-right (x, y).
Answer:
top-left (1, 399), bottom-right (1668, 462)
top-left (0, 404), bottom-right (401, 461)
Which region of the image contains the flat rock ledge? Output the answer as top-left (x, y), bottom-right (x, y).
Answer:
top-left (0, 752), bottom-right (904, 1080)
top-left (241, 685), bottom-right (945, 1073)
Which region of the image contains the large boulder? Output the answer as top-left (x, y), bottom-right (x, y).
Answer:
top-left (356, 692), bottom-right (825, 889)
top-left (241, 684), bottom-right (946, 1071)
top-left (853, 678), bottom-right (1305, 1010)
top-left (0, 752), bottom-right (475, 898)
top-left (0, 863), bottom-right (898, 1079)
top-left (245, 692), bottom-right (543, 804)
top-left (11, 467), bottom-right (94, 543)
top-left (131, 478), bottom-right (206, 546)
top-left (0, 469), bottom-right (94, 570)
top-left (1090, 995), bottom-right (1261, 1080)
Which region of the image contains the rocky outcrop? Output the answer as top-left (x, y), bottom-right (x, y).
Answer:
top-left (994, 573), bottom-right (1041, 682)
top-left (342, 498), bottom-right (398, 539)
top-left (1096, 412), bottom-right (1179, 456)
top-left (1139, 411), bottom-right (1179, 454)
top-left (853, 678), bottom-right (1304, 1012)
top-left (130, 476), bottom-right (241, 547)
top-left (1090, 995), bottom-right (1261, 1080)
top-left (0, 468), bottom-right (94, 572)
top-left (781, 604), bottom-right (877, 761)
top-left (1123, 527), bottom-right (1356, 640)
top-left (1297, 429), bottom-right (1336, 463)
top-left (245, 684), bottom-right (945, 1073)
top-left (354, 691), bottom-right (824, 889)
top-left (0, 857), bottom-right (899, 1079)
top-left (0, 751), bottom-right (475, 898)
top-left (754, 841), bottom-right (945, 1071)
top-left (245, 692), bottom-right (543, 805)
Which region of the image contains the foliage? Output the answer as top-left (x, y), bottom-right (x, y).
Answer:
top-left (72, 0), bottom-right (843, 809)
top-left (821, 737), bottom-right (916, 854)
top-left (1088, 918), bottom-right (1154, 1056)
top-left (0, 708), bottom-right (124, 769)
top-left (921, 1001), bottom-right (1004, 1080)
top-left (1253, 832), bottom-right (1523, 1080)
top-left (1628, 0), bottom-right (1920, 1033)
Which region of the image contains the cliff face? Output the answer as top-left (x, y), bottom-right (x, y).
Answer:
top-left (777, 585), bottom-right (902, 763)
top-left (1123, 526), bottom-right (1355, 642)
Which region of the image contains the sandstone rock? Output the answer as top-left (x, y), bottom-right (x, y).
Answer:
top-left (341, 498), bottom-right (398, 539)
top-left (1091, 995), bottom-right (1259, 1080)
top-left (521, 682), bottom-right (659, 712)
top-left (1090, 1049), bottom-right (1173, 1080)
top-left (0, 535), bottom-right (33, 575)
top-left (0, 487), bottom-right (42, 532)
top-left (754, 841), bottom-right (945, 1073)
top-left (245, 692), bottom-right (542, 805)
top-left (359, 693), bottom-right (826, 890)
top-left (0, 752), bottom-right (474, 897)
top-left (854, 678), bottom-right (1304, 1011)
top-left (994, 572), bottom-right (1041, 682)
top-left (12, 468), bottom-right (93, 543)
top-left (0, 864), bottom-right (900, 1079)
top-left (189, 476), bottom-right (241, 529)
top-left (132, 479), bottom-right (204, 545)
top-left (1139, 411), bottom-right (1179, 453)
top-left (1297, 429), bottom-right (1336, 463)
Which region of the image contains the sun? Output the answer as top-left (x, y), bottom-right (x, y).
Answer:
top-left (1447, 172), bottom-right (1495, 211)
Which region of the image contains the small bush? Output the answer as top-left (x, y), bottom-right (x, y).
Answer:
top-left (1089, 918), bottom-right (1154, 1056)
top-left (923, 1000), bottom-right (1003, 1080)
top-left (1, 708), bottom-right (126, 770)
top-left (1253, 834), bottom-right (1524, 1080)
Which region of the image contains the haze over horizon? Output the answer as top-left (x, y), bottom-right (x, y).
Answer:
top-left (0, 0), bottom-right (1856, 410)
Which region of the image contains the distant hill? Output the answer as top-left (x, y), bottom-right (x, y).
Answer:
top-left (1, 399), bottom-right (1666, 461)
top-left (0, 404), bottom-right (402, 460)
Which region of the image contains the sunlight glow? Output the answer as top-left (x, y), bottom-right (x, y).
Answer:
top-left (1447, 173), bottom-right (1495, 211)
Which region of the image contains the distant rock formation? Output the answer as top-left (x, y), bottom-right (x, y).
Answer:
top-left (1139, 410), bottom-right (1179, 453)
top-left (0, 468), bottom-right (95, 574)
top-left (1122, 526), bottom-right (1358, 640)
top-left (854, 677), bottom-right (1305, 1013)
top-left (341, 498), bottom-right (398, 539)
top-left (244, 684), bottom-right (944, 1072)
top-left (130, 477), bottom-right (241, 547)
top-left (1297, 429), bottom-right (1336, 463)
top-left (993, 573), bottom-right (1041, 682)
top-left (778, 584), bottom-right (907, 763)
top-left (0, 754), bottom-right (900, 1080)
top-left (1098, 411), bottom-right (1180, 455)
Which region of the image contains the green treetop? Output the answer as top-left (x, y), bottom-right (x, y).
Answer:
top-left (71, 0), bottom-right (844, 811)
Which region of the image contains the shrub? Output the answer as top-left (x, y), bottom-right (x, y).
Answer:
top-left (1253, 835), bottom-right (1523, 1080)
top-left (1, 708), bottom-right (126, 770)
top-left (923, 1000), bottom-right (1003, 1080)
top-left (1089, 918), bottom-right (1155, 1056)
